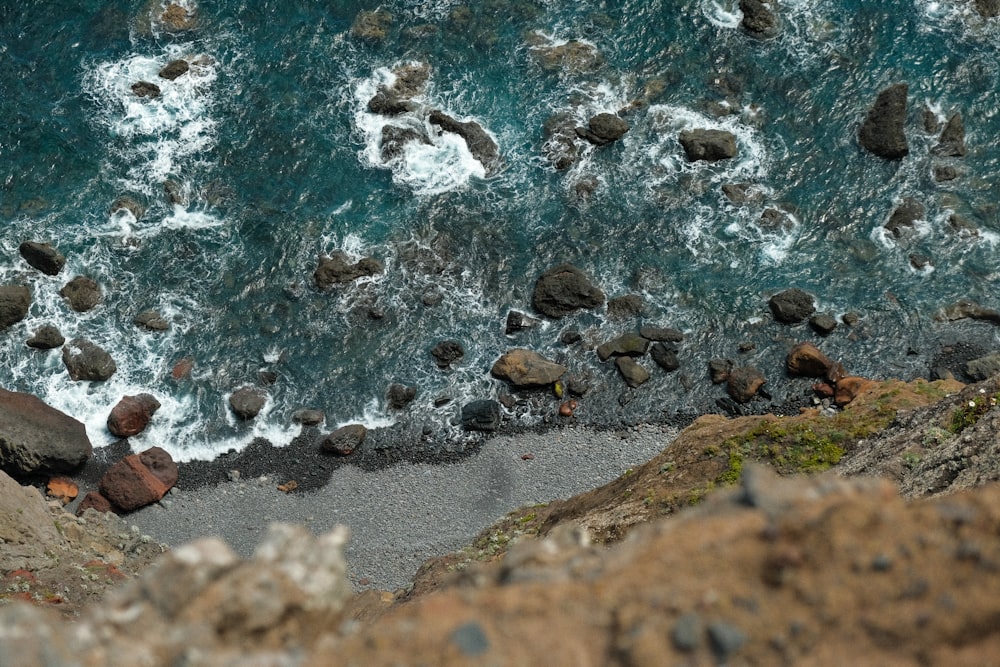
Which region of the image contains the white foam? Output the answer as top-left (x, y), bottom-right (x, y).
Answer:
top-left (335, 397), bottom-right (397, 431)
top-left (702, 0), bottom-right (742, 29)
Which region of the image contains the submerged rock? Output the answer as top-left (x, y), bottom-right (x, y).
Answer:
top-left (431, 340), bottom-right (465, 369)
top-left (0, 285), bottom-right (31, 331)
top-left (858, 83), bottom-right (909, 159)
top-left (314, 251), bottom-right (383, 289)
top-left (678, 129), bottom-right (738, 161)
top-left (505, 310), bottom-right (540, 335)
top-left (0, 388), bottom-right (92, 477)
top-left (19, 241), bottom-right (65, 275)
top-left (351, 8), bottom-right (393, 42)
top-left (62, 338), bottom-right (117, 381)
top-left (606, 294), bottom-right (644, 319)
top-left (527, 33), bottom-right (604, 73)
top-left (130, 80), bottom-right (161, 98)
top-left (380, 125), bottom-right (431, 161)
top-left (428, 109), bottom-right (501, 175)
top-left (532, 263), bottom-right (605, 318)
top-left (932, 112), bottom-right (966, 157)
top-left (110, 195), bottom-right (145, 220)
top-left (160, 3), bottom-right (197, 31)
top-left (542, 112), bottom-right (581, 170)
top-left (134, 309), bottom-right (170, 331)
top-left (884, 197), bottom-right (925, 239)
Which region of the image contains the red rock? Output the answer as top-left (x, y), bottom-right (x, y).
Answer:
top-left (99, 454), bottom-right (170, 511)
top-left (138, 446), bottom-right (178, 489)
top-left (559, 400), bottom-right (578, 417)
top-left (107, 393), bottom-right (161, 437)
top-left (76, 491), bottom-right (113, 515)
top-left (172, 357), bottom-right (194, 379)
top-left (812, 382), bottom-right (835, 399)
top-left (835, 376), bottom-right (877, 406)
top-left (46, 476), bottom-right (78, 505)
top-left (786, 342), bottom-right (835, 378)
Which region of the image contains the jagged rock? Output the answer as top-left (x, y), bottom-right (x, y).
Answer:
top-left (909, 253), bottom-right (933, 271)
top-left (727, 366), bottom-right (765, 403)
top-left (314, 251), bottom-right (383, 289)
top-left (596, 333), bottom-right (649, 361)
top-left (678, 129), bottom-right (738, 161)
top-left (321, 424), bottom-right (366, 456)
top-left (59, 275), bottom-right (102, 312)
top-left (0, 285), bottom-right (31, 330)
top-left (531, 264), bottom-right (605, 318)
top-left (505, 310), bottom-right (540, 335)
top-left (615, 356), bottom-right (650, 388)
top-left (933, 112), bottom-right (966, 157)
top-left (934, 165), bottom-right (958, 182)
top-left (0, 469), bottom-right (65, 547)
top-left (858, 83), bottom-right (909, 159)
top-left (934, 299), bottom-right (1000, 325)
top-left (428, 110), bottom-right (501, 175)
top-left (461, 400), bottom-right (501, 431)
top-left (110, 195), bottom-right (145, 220)
top-left (380, 125), bottom-right (430, 160)
top-left (131, 80), bottom-right (161, 98)
top-left (640, 326), bottom-right (684, 343)
top-left (542, 112), bottom-right (581, 170)
top-left (26, 325), bottom-right (64, 350)
top-left (107, 394), bottom-right (161, 438)
top-left (62, 338), bottom-right (116, 381)
top-left (884, 197), bottom-right (925, 239)
top-left (368, 63), bottom-right (428, 115)
top-left (606, 294), bottom-right (644, 319)
top-left (650, 343), bottom-right (680, 372)
top-left (387, 384), bottom-right (417, 410)
top-left (430, 340), bottom-right (465, 368)
top-left (491, 349), bottom-right (567, 387)
top-left (351, 8), bottom-right (393, 41)
top-left (739, 0), bottom-right (780, 39)
top-left (134, 309), bottom-right (170, 331)
top-left (528, 33), bottom-right (604, 73)
top-left (575, 113), bottom-right (629, 146)
top-left (768, 288), bottom-right (815, 324)
top-left (0, 389), bottom-right (92, 477)
top-left (809, 312), bottom-right (838, 335)
top-left (229, 387), bottom-right (266, 420)
top-left (158, 59), bottom-right (189, 80)
top-left (709, 358), bottom-right (735, 384)
top-left (19, 241), bottom-right (65, 275)
top-left (292, 409), bottom-right (325, 426)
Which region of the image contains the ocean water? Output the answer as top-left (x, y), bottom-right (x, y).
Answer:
top-left (2, 0), bottom-right (1000, 461)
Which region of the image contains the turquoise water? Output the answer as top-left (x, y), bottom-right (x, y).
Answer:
top-left (2, 0), bottom-right (1000, 460)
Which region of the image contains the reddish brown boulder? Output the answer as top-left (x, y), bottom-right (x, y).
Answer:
top-left (727, 366), bottom-right (766, 403)
top-left (172, 357), bottom-right (194, 379)
top-left (138, 446), bottom-right (178, 489)
top-left (812, 382), bottom-right (835, 399)
top-left (786, 342), bottom-right (834, 378)
top-left (99, 450), bottom-right (175, 511)
top-left (76, 491), bottom-right (113, 515)
top-left (835, 376), bottom-right (878, 406)
top-left (107, 394), bottom-right (161, 438)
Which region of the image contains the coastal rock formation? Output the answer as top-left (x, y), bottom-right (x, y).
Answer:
top-left (380, 125), bottom-right (431, 161)
top-left (650, 343), bottom-right (680, 371)
top-left (526, 32), bottom-right (604, 73)
top-left (531, 263), bottom-right (605, 318)
top-left (858, 83), bottom-right (909, 159)
top-left (99, 447), bottom-right (178, 511)
top-left (428, 110), bottom-right (501, 175)
top-left (19, 241), bottom-right (65, 275)
top-left (884, 197), bottom-right (925, 239)
top-left (739, 0), bottom-right (781, 39)
top-left (229, 387), bottom-right (266, 420)
top-left (0, 389), bottom-right (92, 477)
top-left (934, 299), bottom-right (1000, 325)
top-left (62, 338), bottom-right (117, 381)
top-left (314, 251), bottom-right (383, 289)
top-left (321, 424), bottom-right (367, 456)
top-left (678, 128), bottom-right (738, 161)
top-left (107, 394), bottom-right (161, 438)
top-left (933, 112), bottom-right (966, 157)
top-left (0, 285), bottom-right (31, 330)
top-left (59, 275), bottom-right (102, 312)
top-left (134, 309), bottom-right (170, 331)
top-left (505, 310), bottom-right (540, 335)
top-left (491, 349), bottom-right (567, 387)
top-left (461, 399), bottom-right (501, 431)
top-left (542, 112), bottom-right (581, 170)
top-left (767, 288), bottom-right (815, 324)
top-left (575, 112), bottom-right (629, 146)
top-left (26, 325), bottom-right (65, 350)
top-left (386, 384), bottom-right (417, 410)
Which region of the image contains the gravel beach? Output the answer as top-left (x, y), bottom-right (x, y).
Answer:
top-left (125, 423), bottom-right (678, 590)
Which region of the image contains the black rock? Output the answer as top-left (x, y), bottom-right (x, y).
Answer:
top-left (809, 313), bottom-right (838, 335)
top-left (505, 310), bottom-right (540, 335)
top-left (19, 241), bottom-right (65, 276)
top-left (229, 387), bottom-right (266, 420)
top-left (461, 400), bottom-right (501, 431)
top-left (368, 88), bottom-right (417, 116)
top-left (26, 325), bottom-right (64, 350)
top-left (948, 214), bottom-right (979, 237)
top-left (62, 338), bottom-right (116, 382)
top-left (380, 125), bottom-right (430, 161)
top-left (934, 165), bottom-right (958, 182)
top-left (650, 343), bottom-right (680, 372)
top-left (321, 424), bottom-right (366, 455)
top-left (110, 195), bottom-right (145, 220)
top-left (575, 113), bottom-right (629, 146)
top-left (768, 288), bottom-right (816, 324)
top-left (639, 326), bottom-right (684, 343)
top-left (431, 340), bottom-right (465, 368)
top-left (158, 59), bottom-right (189, 80)
top-left (134, 309), bottom-right (170, 331)
top-left (131, 80), bottom-right (161, 98)
top-left (858, 83), bottom-right (909, 160)
top-left (0, 388), bottom-right (93, 477)
top-left (532, 263), bottom-right (605, 318)
top-left (679, 129), bottom-right (738, 161)
top-left (909, 253), bottom-right (933, 271)
top-left (559, 329), bottom-right (582, 345)
top-left (933, 112), bottom-right (966, 157)
top-left (709, 358), bottom-right (734, 384)
top-left (0, 285), bottom-right (31, 331)
top-left (387, 383), bottom-right (417, 410)
top-left (429, 109), bottom-right (501, 175)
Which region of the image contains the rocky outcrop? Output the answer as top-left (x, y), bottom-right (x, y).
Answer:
top-left (380, 125), bottom-right (431, 161)
top-left (575, 113), bottom-right (629, 146)
top-left (461, 399), bottom-right (501, 431)
top-left (368, 62), bottom-right (429, 115)
top-left (542, 112), bottom-right (581, 170)
top-left (25, 325), bottom-right (64, 350)
top-left (858, 83), bottom-right (909, 159)
top-left (229, 387), bottom-right (266, 420)
top-left (491, 349), bottom-right (567, 387)
top-left (110, 195), bottom-right (145, 220)
top-left (0, 389), bottom-right (92, 477)
top-left (527, 33), bottom-right (604, 73)
top-left (678, 128), bottom-right (738, 161)
top-left (934, 299), bottom-right (1000, 325)
top-left (884, 197), bottom-right (924, 238)
top-left (428, 110), bottom-right (501, 175)
top-left (321, 424), bottom-right (367, 455)
top-left (786, 342), bottom-right (840, 379)
top-left (158, 59), bottom-right (189, 80)
top-left (107, 394), bottom-right (161, 438)
top-left (531, 264), bottom-right (605, 318)
top-left (0, 285), bottom-right (31, 330)
top-left (59, 275), bottom-right (102, 312)
top-left (134, 309), bottom-right (170, 331)
top-left (933, 112), bottom-right (966, 157)
top-left (386, 384), bottom-right (417, 410)
top-left (767, 288), bottom-right (815, 324)
top-left (314, 251), bottom-right (383, 289)
top-left (19, 241), bottom-right (65, 275)
top-left (62, 338), bottom-right (116, 381)
top-left (351, 8), bottom-right (393, 41)
top-left (739, 0), bottom-right (780, 39)
top-left (159, 3), bottom-right (197, 31)
top-left (505, 310), bottom-right (540, 335)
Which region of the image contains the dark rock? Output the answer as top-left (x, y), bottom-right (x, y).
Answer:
top-left (709, 358), bottom-right (734, 384)
top-left (26, 325), bottom-right (64, 350)
top-left (431, 340), bottom-right (465, 368)
top-left (138, 446), bottom-right (178, 489)
top-left (721, 183), bottom-right (752, 205)
top-left (909, 253), bottom-right (933, 271)
top-left (542, 112), bottom-right (580, 170)
top-left (421, 290), bottom-right (443, 307)
top-left (380, 125), bottom-right (430, 161)
top-left (948, 214), bottom-right (979, 237)
top-left (164, 179), bottom-right (186, 205)
top-left (491, 349), bottom-right (567, 387)
top-left (565, 375), bottom-right (591, 396)
top-left (809, 313), bottom-right (838, 335)
top-left (640, 326), bottom-right (684, 343)
top-left (678, 129), bottom-right (738, 161)
top-left (934, 165), bottom-right (958, 182)
top-left (110, 195), bottom-right (145, 220)
top-left (76, 491), bottom-right (112, 515)
top-left (575, 113), bottom-right (629, 146)
top-left (387, 384), bottom-right (417, 410)
top-left (368, 90), bottom-right (417, 116)
top-left (650, 343), bottom-right (680, 372)
top-left (597, 333), bottom-right (649, 361)
top-left (559, 329), bottom-right (582, 345)
top-left (739, 0), bottom-right (780, 39)
top-left (461, 400), bottom-right (501, 432)
top-left (529, 35), bottom-right (604, 73)
top-left (768, 288), bottom-right (815, 324)
top-left (350, 8), bottom-right (393, 41)
top-left (727, 366), bottom-right (765, 403)
top-left (59, 276), bottom-right (102, 312)
top-left (99, 453), bottom-right (172, 511)
top-left (505, 310), bottom-right (540, 335)
top-left (786, 342), bottom-right (835, 378)
top-left (314, 251), bottom-right (383, 289)
top-left (292, 409), bottom-right (325, 426)
top-left (606, 294), bottom-right (644, 319)
top-left (107, 394), bottom-right (161, 438)
top-left (134, 309), bottom-right (170, 331)
top-left (884, 198), bottom-right (925, 239)
top-left (759, 207), bottom-right (795, 234)
top-left (965, 353), bottom-right (1000, 381)
top-left (19, 241), bottom-right (65, 275)
top-left (923, 106), bottom-right (941, 133)
top-left (131, 81), bottom-right (161, 98)
top-left (716, 396), bottom-right (744, 416)
top-left (708, 621), bottom-right (747, 659)
top-left (858, 83), bottom-right (909, 159)
top-left (615, 357), bottom-right (650, 388)
top-left (159, 3), bottom-right (197, 31)
top-left (934, 299), bottom-right (1000, 325)
top-left (976, 0), bottom-right (1000, 16)
top-left (933, 113), bottom-right (966, 157)
top-left (0, 388), bottom-right (93, 477)
top-left (0, 285), bottom-right (31, 330)
top-left (62, 338), bottom-right (117, 381)
top-left (321, 424), bottom-right (366, 456)
top-left (531, 263), bottom-right (605, 318)
top-left (229, 387), bottom-right (266, 420)
top-left (429, 110), bottom-right (501, 175)
top-left (930, 366), bottom-right (955, 382)
top-left (672, 612), bottom-right (703, 652)
top-left (158, 59), bottom-right (189, 80)
top-left (451, 621), bottom-right (490, 657)
top-left (738, 341), bottom-right (756, 353)
top-left (842, 311), bottom-right (861, 326)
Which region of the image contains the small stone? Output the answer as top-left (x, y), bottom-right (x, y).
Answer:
top-left (709, 358), bottom-right (734, 384)
top-left (559, 329), bottom-right (582, 345)
top-left (672, 612), bottom-right (703, 652)
top-left (809, 313), bottom-right (838, 335)
top-left (708, 621), bottom-right (747, 659)
top-left (134, 309), bottom-right (170, 331)
top-left (842, 311), bottom-right (860, 326)
top-left (158, 59), bottom-right (189, 80)
top-left (650, 343), bottom-right (680, 372)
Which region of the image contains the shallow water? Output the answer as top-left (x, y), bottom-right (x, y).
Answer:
top-left (2, 0), bottom-right (1000, 460)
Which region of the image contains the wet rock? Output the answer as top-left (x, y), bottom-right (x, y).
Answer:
top-left (491, 349), bottom-right (567, 387)
top-left (722, 182), bottom-right (754, 205)
top-left (62, 338), bottom-right (116, 381)
top-left (99, 448), bottom-right (176, 511)
top-left (727, 366), bottom-right (765, 403)
top-left (505, 310), bottom-right (540, 335)
top-left (678, 129), bottom-right (738, 161)
top-left (976, 0), bottom-right (1000, 16)
top-left (606, 294), bottom-right (644, 319)
top-left (110, 195), bottom-right (145, 220)
top-left (909, 253), bottom-right (933, 271)
top-left (934, 299), bottom-right (1000, 325)
top-left (934, 165), bottom-right (958, 182)
top-left (26, 325), bottom-right (64, 350)
top-left (428, 110), bottom-right (501, 175)
top-left (386, 384), bottom-right (417, 410)
top-left (709, 358), bottom-right (734, 384)
top-left (431, 340), bottom-right (465, 368)
top-left (164, 179), bottom-right (186, 204)
top-left (809, 312), bottom-right (838, 335)
top-left (842, 311), bottom-right (861, 326)
top-left (229, 387), bottom-right (266, 420)
top-left (786, 342), bottom-right (836, 378)
top-left (948, 214), bottom-right (979, 237)
top-left (560, 329), bottom-right (583, 345)
top-left (965, 352), bottom-right (1000, 382)
top-left (923, 106), bottom-right (941, 133)
top-left (0, 285), bottom-right (31, 330)
top-left (768, 288), bottom-right (815, 324)
top-left (858, 83), bottom-right (909, 159)
top-left (739, 0), bottom-right (780, 39)
top-left (292, 409), bottom-right (325, 426)
top-left (314, 251), bottom-right (383, 289)
top-left (650, 343), bottom-right (680, 372)
top-left (542, 112), bottom-right (581, 170)
top-left (461, 399), bottom-right (501, 431)
top-left (107, 394), bottom-right (161, 438)
top-left (18, 241), bottom-right (65, 275)
top-left (131, 80), bottom-right (161, 98)
top-left (321, 424), bottom-right (366, 456)
top-left (59, 275), bottom-right (102, 312)
top-left (134, 309), bottom-right (170, 331)
top-left (575, 113), bottom-right (629, 146)
top-left (351, 8), bottom-right (393, 42)
top-left (368, 63), bottom-right (429, 115)
top-left (528, 33), bottom-right (604, 73)
top-left (933, 112), bottom-right (966, 157)
top-left (759, 207), bottom-right (796, 234)
top-left (158, 59), bottom-right (189, 80)
top-left (380, 125), bottom-right (430, 161)
top-left (597, 333), bottom-right (649, 361)
top-left (160, 3), bottom-right (197, 31)
top-left (532, 263), bottom-right (605, 318)
top-left (640, 326), bottom-right (683, 342)
top-left (884, 197), bottom-right (925, 239)
top-left (0, 388), bottom-right (92, 477)
top-left (615, 357), bottom-right (650, 388)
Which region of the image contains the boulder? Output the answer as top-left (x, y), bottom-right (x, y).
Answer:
top-left (739, 0), bottom-right (780, 39)
top-left (528, 34), bottom-right (604, 73)
top-left (18, 241), bottom-right (65, 275)
top-left (134, 309), bottom-right (170, 331)
top-left (640, 326), bottom-right (684, 343)
top-left (786, 342), bottom-right (836, 378)
top-left (461, 400), bottom-right (502, 431)
top-left (160, 3), bottom-right (197, 31)
top-left (965, 352), bottom-right (1000, 382)
top-left (350, 8), bottom-right (392, 41)
top-left (948, 214), bottom-right (979, 237)
top-left (158, 59), bottom-right (189, 80)
top-left (139, 446), bottom-right (179, 489)
top-left (596, 333), bottom-right (649, 361)
top-left (615, 356), bottom-right (650, 388)
top-left (386, 384), bottom-right (417, 410)
top-left (230, 387), bottom-right (266, 420)
top-left (491, 349), bottom-right (567, 387)
top-left (933, 113), bottom-right (966, 157)
top-left (0, 388), bottom-right (92, 477)
top-left (809, 313), bottom-right (838, 335)
top-left (0, 285), bottom-right (31, 330)
top-left (505, 310), bottom-right (540, 335)
top-left (606, 294), bottom-right (645, 319)
top-left (110, 195), bottom-right (145, 220)
top-left (321, 424), bottom-right (367, 456)
top-left (428, 110), bottom-right (501, 175)
top-left (768, 288), bottom-right (815, 324)
top-left (709, 358), bottom-right (734, 384)
top-left (380, 125), bottom-right (430, 161)
top-left (934, 165), bottom-right (958, 182)
top-left (727, 366), bottom-right (765, 403)
top-left (934, 299), bottom-right (1000, 325)
top-left (292, 409), bottom-right (325, 426)
top-left (650, 343), bottom-right (680, 372)
top-left (0, 469), bottom-right (64, 545)
top-left (107, 394), bottom-right (161, 438)
top-left (834, 376), bottom-right (877, 406)
top-left (26, 325), bottom-right (64, 350)
top-left (99, 452), bottom-right (173, 511)
top-left (678, 129), bottom-right (738, 161)
top-left (884, 198), bottom-right (924, 239)
top-left (858, 84), bottom-right (909, 159)
top-left (314, 251), bottom-right (383, 289)
top-left (131, 80), bottom-right (161, 98)
top-left (531, 264), bottom-right (605, 318)
top-left (542, 112), bottom-right (581, 170)
top-left (62, 338), bottom-right (117, 381)
top-left (60, 275), bottom-right (102, 312)
top-left (575, 113), bottom-right (630, 146)
top-left (76, 490), bottom-right (112, 515)
top-left (430, 340), bottom-right (465, 368)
